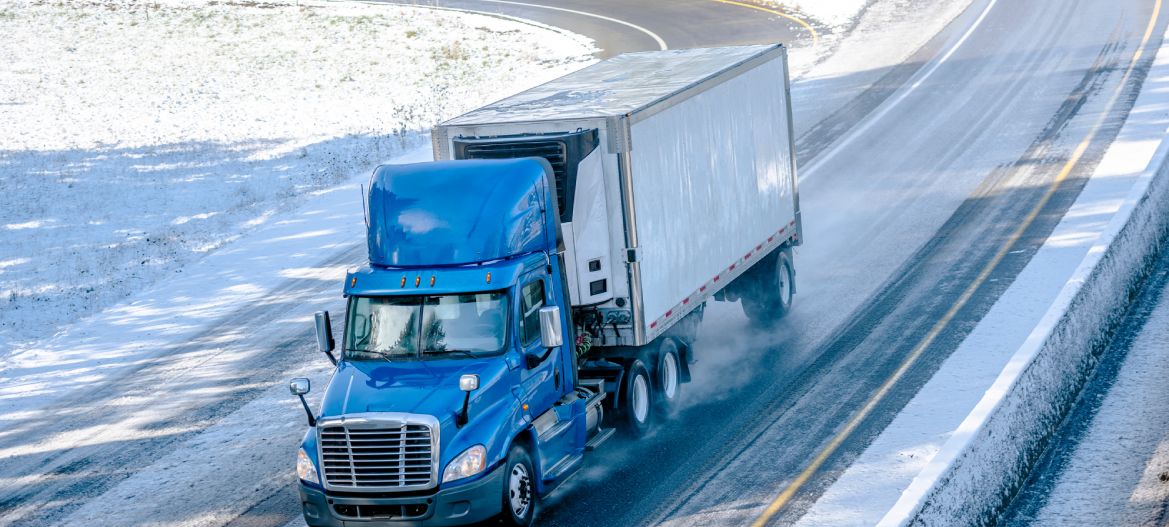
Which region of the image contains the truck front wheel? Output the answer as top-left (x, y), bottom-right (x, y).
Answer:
top-left (622, 359), bottom-right (654, 437)
top-left (501, 445), bottom-right (536, 527)
top-left (741, 249), bottom-right (794, 327)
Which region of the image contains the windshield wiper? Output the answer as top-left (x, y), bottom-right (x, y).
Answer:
top-left (345, 348), bottom-right (399, 361)
top-left (424, 349), bottom-right (478, 359)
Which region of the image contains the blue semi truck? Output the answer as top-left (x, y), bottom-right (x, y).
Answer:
top-left (289, 45), bottom-right (800, 526)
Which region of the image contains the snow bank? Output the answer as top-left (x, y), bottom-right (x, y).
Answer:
top-left (782, 0), bottom-right (868, 28)
top-left (1020, 255), bottom-right (1169, 525)
top-left (880, 43), bottom-right (1169, 526)
top-left (0, 0), bottom-right (594, 352)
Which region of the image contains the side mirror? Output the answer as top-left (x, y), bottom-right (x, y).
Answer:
top-left (314, 311), bottom-right (337, 365)
top-left (538, 306), bottom-right (563, 348)
top-left (456, 374), bottom-right (479, 427)
top-left (290, 378), bottom-right (311, 396)
top-left (289, 377), bottom-right (316, 427)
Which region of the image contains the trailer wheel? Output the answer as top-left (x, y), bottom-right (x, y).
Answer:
top-left (500, 445), bottom-right (536, 527)
top-left (742, 249), bottom-right (794, 327)
top-left (622, 359), bottom-right (654, 437)
top-left (656, 339), bottom-right (682, 414)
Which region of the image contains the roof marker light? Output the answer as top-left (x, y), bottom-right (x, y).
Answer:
top-left (400, 276), bottom-right (407, 288)
top-left (350, 277), bottom-right (356, 288)
top-left (486, 272), bottom-right (492, 284)
top-left (415, 276), bottom-right (421, 287)
top-left (430, 276), bottom-right (436, 287)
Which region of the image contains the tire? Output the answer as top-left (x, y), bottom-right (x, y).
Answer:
top-left (500, 445), bottom-right (537, 527)
top-left (655, 339), bottom-right (682, 414)
top-left (621, 359), bottom-right (654, 437)
top-left (741, 249), bottom-right (794, 327)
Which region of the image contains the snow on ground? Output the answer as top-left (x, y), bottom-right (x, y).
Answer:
top-left (0, 0), bottom-right (594, 354)
top-left (1010, 250), bottom-right (1169, 526)
top-left (779, 0), bottom-right (868, 29)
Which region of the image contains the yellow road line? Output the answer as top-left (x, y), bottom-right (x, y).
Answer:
top-left (711, 0), bottom-right (820, 46)
top-left (749, 0), bottom-right (1163, 525)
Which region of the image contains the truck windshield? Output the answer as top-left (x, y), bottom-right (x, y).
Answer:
top-left (344, 292), bottom-right (509, 360)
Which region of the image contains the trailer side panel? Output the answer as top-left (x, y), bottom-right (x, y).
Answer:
top-left (629, 52), bottom-right (796, 340)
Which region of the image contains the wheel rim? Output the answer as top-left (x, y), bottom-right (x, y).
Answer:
top-left (778, 260), bottom-right (791, 308)
top-left (662, 353), bottom-right (678, 400)
top-left (632, 374), bottom-right (650, 423)
top-left (508, 462), bottom-right (531, 518)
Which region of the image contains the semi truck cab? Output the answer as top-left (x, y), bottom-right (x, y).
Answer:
top-left (292, 159), bottom-right (612, 527)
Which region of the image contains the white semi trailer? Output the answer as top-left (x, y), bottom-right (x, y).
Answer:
top-left (433, 44), bottom-right (801, 348)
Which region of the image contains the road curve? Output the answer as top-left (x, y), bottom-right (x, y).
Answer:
top-left (379, 0), bottom-right (816, 57)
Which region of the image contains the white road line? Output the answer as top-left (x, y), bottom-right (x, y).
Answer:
top-left (476, 0), bottom-right (669, 50)
top-left (799, 0), bottom-right (999, 181)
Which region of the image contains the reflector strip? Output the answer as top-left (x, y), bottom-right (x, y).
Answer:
top-left (645, 226), bottom-right (797, 338)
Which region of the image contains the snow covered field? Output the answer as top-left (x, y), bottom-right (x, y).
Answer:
top-left (0, 0), bottom-right (594, 353)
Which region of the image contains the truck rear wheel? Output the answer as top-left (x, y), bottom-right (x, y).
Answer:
top-left (656, 339), bottom-right (682, 414)
top-left (622, 359), bottom-right (654, 437)
top-left (500, 445), bottom-right (536, 527)
top-left (741, 249), bottom-right (794, 327)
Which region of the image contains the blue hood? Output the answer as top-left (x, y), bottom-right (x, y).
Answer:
top-left (366, 159), bottom-right (561, 268)
top-left (319, 359), bottom-right (513, 423)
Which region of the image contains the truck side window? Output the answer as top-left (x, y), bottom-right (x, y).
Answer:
top-left (520, 279), bottom-right (546, 346)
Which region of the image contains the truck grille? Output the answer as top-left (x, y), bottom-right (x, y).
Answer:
top-left (319, 424), bottom-right (434, 489)
top-left (463, 140), bottom-right (569, 215)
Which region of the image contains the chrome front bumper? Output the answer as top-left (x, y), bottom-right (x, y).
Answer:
top-left (298, 463), bottom-right (504, 527)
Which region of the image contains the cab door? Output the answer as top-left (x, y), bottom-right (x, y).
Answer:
top-left (516, 272), bottom-right (564, 417)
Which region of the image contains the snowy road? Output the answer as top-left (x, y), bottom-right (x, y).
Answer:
top-left (376, 0), bottom-right (812, 58)
top-left (3, 0), bottom-right (1168, 526)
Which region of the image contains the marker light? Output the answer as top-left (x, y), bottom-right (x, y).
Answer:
top-left (400, 275), bottom-right (407, 287)
top-left (350, 276), bottom-right (357, 288)
top-left (430, 275), bottom-right (436, 287)
top-left (486, 272), bottom-right (492, 284)
top-left (415, 276), bottom-right (421, 287)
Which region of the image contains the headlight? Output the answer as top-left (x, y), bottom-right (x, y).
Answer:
top-left (442, 445), bottom-right (486, 483)
top-left (297, 448), bottom-right (319, 485)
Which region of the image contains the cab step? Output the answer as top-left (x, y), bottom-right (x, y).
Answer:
top-left (585, 427), bottom-right (615, 451)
